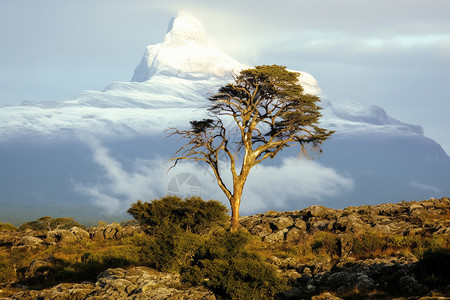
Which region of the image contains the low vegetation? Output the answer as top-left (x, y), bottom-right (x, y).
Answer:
top-left (128, 196), bottom-right (288, 299)
top-left (1, 196), bottom-right (449, 299)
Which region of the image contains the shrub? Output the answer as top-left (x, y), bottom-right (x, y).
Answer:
top-left (181, 230), bottom-right (288, 300)
top-left (0, 251), bottom-right (15, 283)
top-left (128, 197), bottom-right (288, 299)
top-left (351, 232), bottom-right (385, 258)
top-left (414, 248), bottom-right (450, 289)
top-left (311, 231), bottom-right (340, 256)
top-left (142, 228), bottom-right (205, 272)
top-left (128, 196), bottom-right (229, 234)
top-left (0, 222), bottom-right (17, 231)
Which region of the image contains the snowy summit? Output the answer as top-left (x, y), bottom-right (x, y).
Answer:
top-left (131, 11), bottom-right (246, 81)
top-left (0, 12), bottom-right (326, 139)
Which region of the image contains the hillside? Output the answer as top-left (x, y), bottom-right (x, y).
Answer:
top-left (0, 197), bottom-right (449, 299)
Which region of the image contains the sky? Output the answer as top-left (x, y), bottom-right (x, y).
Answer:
top-left (0, 0), bottom-right (449, 153)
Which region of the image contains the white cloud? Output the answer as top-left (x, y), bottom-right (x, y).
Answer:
top-left (74, 137), bottom-right (354, 215)
top-left (409, 180), bottom-right (441, 194)
top-left (74, 136), bottom-right (167, 214)
top-left (240, 157), bottom-right (354, 214)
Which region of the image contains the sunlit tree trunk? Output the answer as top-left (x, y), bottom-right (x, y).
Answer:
top-left (230, 195), bottom-right (241, 232)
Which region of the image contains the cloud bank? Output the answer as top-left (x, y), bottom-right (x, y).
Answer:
top-left (75, 138), bottom-right (354, 215)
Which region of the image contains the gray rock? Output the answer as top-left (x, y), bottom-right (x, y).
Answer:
top-left (249, 221), bottom-right (272, 237)
top-left (12, 236), bottom-right (43, 246)
top-left (264, 210), bottom-right (280, 217)
top-left (399, 275), bottom-right (428, 296)
top-left (70, 226), bottom-right (90, 240)
top-left (6, 267), bottom-right (215, 300)
top-left (89, 223), bottom-right (137, 240)
top-left (46, 229), bottom-right (78, 243)
top-left (271, 216), bottom-right (294, 230)
top-left (294, 218), bottom-right (307, 230)
top-left (285, 227), bottom-right (303, 242)
top-left (24, 260), bottom-right (51, 279)
top-left (239, 216), bottom-right (260, 229)
top-left (263, 229), bottom-right (287, 243)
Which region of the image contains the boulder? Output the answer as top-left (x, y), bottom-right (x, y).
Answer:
top-left (270, 216), bottom-right (294, 230)
top-left (263, 229), bottom-right (287, 244)
top-left (285, 227), bottom-right (303, 242)
top-left (46, 229), bottom-right (77, 243)
top-left (294, 218), bottom-right (307, 230)
top-left (264, 210), bottom-right (280, 217)
top-left (89, 223), bottom-right (137, 240)
top-left (248, 221), bottom-right (272, 237)
top-left (69, 227), bottom-right (90, 240)
top-left (24, 260), bottom-right (51, 279)
top-left (12, 236), bottom-right (43, 246)
top-left (306, 205), bottom-right (334, 218)
top-left (239, 216), bottom-right (260, 229)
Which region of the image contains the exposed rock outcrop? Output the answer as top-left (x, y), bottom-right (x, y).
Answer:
top-left (240, 197), bottom-right (450, 245)
top-left (2, 267), bottom-right (215, 300)
top-left (88, 223), bottom-right (140, 240)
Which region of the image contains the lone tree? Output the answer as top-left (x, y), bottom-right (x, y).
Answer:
top-left (169, 65), bottom-right (333, 231)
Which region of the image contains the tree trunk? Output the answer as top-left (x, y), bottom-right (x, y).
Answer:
top-left (229, 170), bottom-right (249, 232)
top-left (230, 198), bottom-right (240, 232)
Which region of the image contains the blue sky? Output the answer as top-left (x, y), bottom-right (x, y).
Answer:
top-left (0, 0), bottom-right (449, 153)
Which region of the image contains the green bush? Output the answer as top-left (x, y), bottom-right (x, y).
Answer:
top-left (142, 228), bottom-right (205, 272)
top-left (181, 230), bottom-right (288, 300)
top-left (128, 196), bottom-right (229, 234)
top-left (351, 232), bottom-right (385, 257)
top-left (128, 197), bottom-right (287, 299)
top-left (311, 231), bottom-right (340, 256)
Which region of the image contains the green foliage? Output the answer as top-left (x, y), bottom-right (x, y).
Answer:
top-left (0, 247), bottom-right (31, 284)
top-left (181, 230), bottom-right (288, 300)
top-left (0, 231), bottom-right (153, 288)
top-left (209, 65), bottom-right (333, 146)
top-left (311, 231), bottom-right (340, 256)
top-left (18, 216), bottom-right (85, 231)
top-left (142, 228), bottom-right (205, 272)
top-left (387, 234), bottom-right (449, 259)
top-left (0, 222), bottom-right (17, 231)
top-left (0, 251), bottom-right (15, 282)
top-left (128, 197), bottom-right (287, 299)
top-left (351, 232), bottom-right (385, 257)
top-left (127, 196), bottom-right (229, 234)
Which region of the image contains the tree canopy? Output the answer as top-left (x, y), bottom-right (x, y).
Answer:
top-left (169, 65), bottom-right (333, 231)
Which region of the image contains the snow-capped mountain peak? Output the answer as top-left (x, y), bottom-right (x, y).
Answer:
top-left (164, 11), bottom-right (208, 47)
top-left (131, 11), bottom-right (246, 81)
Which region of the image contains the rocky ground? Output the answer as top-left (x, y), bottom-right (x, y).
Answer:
top-left (2, 267), bottom-right (215, 300)
top-left (0, 197), bottom-right (449, 299)
top-left (241, 197), bottom-right (450, 299)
